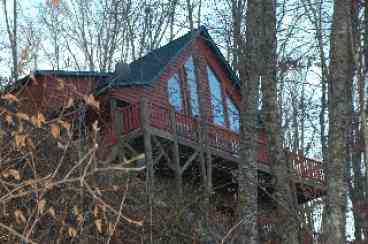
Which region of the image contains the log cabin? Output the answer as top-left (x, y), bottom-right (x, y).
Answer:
top-left (13, 26), bottom-right (325, 243)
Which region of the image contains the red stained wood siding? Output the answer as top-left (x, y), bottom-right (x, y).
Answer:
top-left (92, 35), bottom-right (270, 165)
top-left (18, 75), bottom-right (96, 115)
top-left (109, 36), bottom-right (240, 125)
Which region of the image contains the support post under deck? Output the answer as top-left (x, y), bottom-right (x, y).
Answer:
top-left (169, 107), bottom-right (183, 200)
top-left (196, 120), bottom-right (207, 188)
top-left (203, 122), bottom-right (213, 194)
top-left (140, 99), bottom-right (154, 243)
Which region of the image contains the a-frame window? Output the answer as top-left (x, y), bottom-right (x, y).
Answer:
top-left (184, 56), bottom-right (200, 116)
top-left (167, 73), bottom-right (183, 111)
top-left (207, 65), bottom-right (225, 126)
top-left (226, 96), bottom-right (240, 132)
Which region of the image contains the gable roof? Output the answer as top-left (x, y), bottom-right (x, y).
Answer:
top-left (32, 70), bottom-right (112, 78)
top-left (97, 26), bottom-right (241, 93)
top-left (7, 70), bottom-right (111, 93)
top-left (12, 26), bottom-right (240, 95)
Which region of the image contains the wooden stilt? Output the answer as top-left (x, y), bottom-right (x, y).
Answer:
top-left (203, 121), bottom-right (213, 194)
top-left (153, 136), bottom-right (173, 170)
top-left (169, 107), bottom-right (183, 200)
top-left (197, 120), bottom-right (208, 188)
top-left (140, 99), bottom-right (154, 186)
top-left (139, 99), bottom-right (154, 244)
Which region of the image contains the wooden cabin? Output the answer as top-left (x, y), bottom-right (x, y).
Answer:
top-left (14, 26), bottom-right (324, 243)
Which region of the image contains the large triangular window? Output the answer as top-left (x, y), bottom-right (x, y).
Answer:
top-left (167, 73), bottom-right (182, 111)
top-left (184, 56), bottom-right (200, 116)
top-left (226, 96), bottom-right (240, 132)
top-left (207, 65), bottom-right (225, 126)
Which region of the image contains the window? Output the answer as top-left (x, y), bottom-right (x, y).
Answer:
top-left (167, 73), bottom-right (182, 111)
top-left (207, 65), bottom-right (225, 126)
top-left (184, 56), bottom-right (200, 116)
top-left (226, 96), bottom-right (240, 132)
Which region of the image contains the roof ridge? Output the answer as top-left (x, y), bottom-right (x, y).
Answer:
top-left (129, 28), bottom-right (201, 65)
top-left (32, 70), bottom-right (112, 77)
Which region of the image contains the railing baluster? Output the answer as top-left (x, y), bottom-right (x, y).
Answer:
top-left (132, 101), bottom-right (325, 184)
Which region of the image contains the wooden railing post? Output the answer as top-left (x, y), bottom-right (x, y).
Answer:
top-left (196, 119), bottom-right (207, 187)
top-left (169, 107), bottom-right (183, 200)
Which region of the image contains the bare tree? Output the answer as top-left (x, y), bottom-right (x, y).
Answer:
top-left (1, 0), bottom-right (17, 80)
top-left (261, 0), bottom-right (300, 243)
top-left (236, 0), bottom-right (260, 242)
top-left (323, 0), bottom-right (353, 243)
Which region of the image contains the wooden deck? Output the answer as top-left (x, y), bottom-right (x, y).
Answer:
top-left (104, 101), bottom-right (325, 185)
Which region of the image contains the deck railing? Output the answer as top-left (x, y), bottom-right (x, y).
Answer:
top-left (117, 103), bottom-right (141, 133)
top-left (112, 102), bottom-right (325, 183)
top-left (289, 153), bottom-right (325, 182)
top-left (175, 112), bottom-right (198, 141)
top-left (150, 102), bottom-right (171, 131)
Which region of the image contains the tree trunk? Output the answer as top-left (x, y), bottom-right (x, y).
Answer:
top-left (2, 0), bottom-right (17, 80)
top-left (236, 0), bottom-right (261, 242)
top-left (323, 0), bottom-right (353, 243)
top-left (260, 0), bottom-right (299, 243)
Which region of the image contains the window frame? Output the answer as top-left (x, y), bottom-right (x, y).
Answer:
top-left (183, 56), bottom-right (201, 117)
top-left (225, 95), bottom-right (240, 132)
top-left (206, 64), bottom-right (228, 127)
top-left (167, 72), bottom-right (184, 112)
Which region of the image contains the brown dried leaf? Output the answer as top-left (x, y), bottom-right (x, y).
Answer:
top-left (50, 124), bottom-right (60, 139)
top-left (95, 219), bottom-right (103, 233)
top-left (15, 134), bottom-right (26, 147)
top-left (65, 97), bottom-right (74, 109)
top-left (1, 93), bottom-right (18, 102)
top-left (8, 169), bottom-right (21, 180)
top-left (93, 206), bottom-right (98, 218)
top-left (18, 122), bottom-right (24, 133)
top-left (108, 222), bottom-right (114, 236)
top-left (48, 207), bottom-right (56, 218)
top-left (76, 214), bottom-right (84, 225)
top-left (14, 209), bottom-right (26, 224)
top-left (73, 206), bottom-right (80, 216)
top-left (27, 137), bottom-right (35, 149)
top-left (92, 120), bottom-right (99, 132)
top-left (1, 170), bottom-right (9, 178)
top-left (37, 199), bottom-right (47, 214)
top-left (16, 112), bottom-right (30, 121)
top-left (31, 112), bottom-right (46, 128)
top-left (84, 94), bottom-right (100, 110)
top-left (59, 120), bottom-right (71, 130)
top-left (56, 79), bottom-right (65, 90)
top-left (5, 114), bottom-right (13, 125)
top-left (68, 227), bottom-right (77, 237)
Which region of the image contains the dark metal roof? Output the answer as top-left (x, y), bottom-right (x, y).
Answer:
top-left (96, 28), bottom-right (197, 91)
top-left (33, 70), bottom-right (112, 77)
top-left (7, 70), bottom-right (111, 94)
top-left (197, 27), bottom-right (241, 88)
top-left (97, 26), bottom-right (241, 92)
top-left (12, 26), bottom-right (241, 95)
